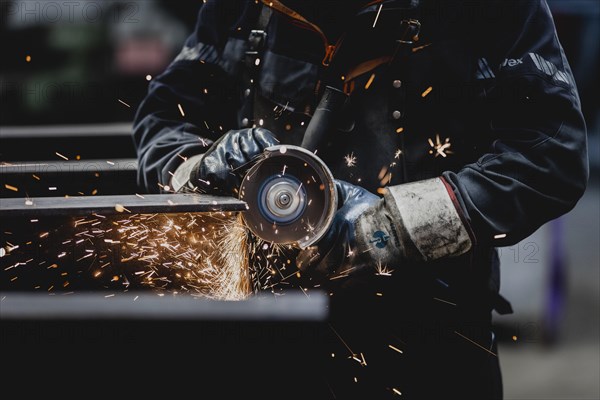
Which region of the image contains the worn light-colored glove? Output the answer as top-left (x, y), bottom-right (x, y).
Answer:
top-left (297, 178), bottom-right (473, 278)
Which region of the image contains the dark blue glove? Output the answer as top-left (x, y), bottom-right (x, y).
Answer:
top-left (296, 180), bottom-right (379, 278)
top-left (190, 128), bottom-right (278, 195)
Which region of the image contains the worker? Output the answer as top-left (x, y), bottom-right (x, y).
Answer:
top-left (133, 1), bottom-right (589, 398)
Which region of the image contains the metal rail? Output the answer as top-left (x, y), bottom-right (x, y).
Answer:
top-left (0, 292), bottom-right (328, 321)
top-left (0, 158), bottom-right (137, 174)
top-left (0, 193), bottom-right (247, 217)
top-left (0, 123), bottom-right (133, 139)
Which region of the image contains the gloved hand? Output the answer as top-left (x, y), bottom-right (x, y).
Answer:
top-left (296, 180), bottom-right (381, 279)
top-left (189, 128), bottom-right (278, 195)
top-left (296, 178), bottom-right (475, 280)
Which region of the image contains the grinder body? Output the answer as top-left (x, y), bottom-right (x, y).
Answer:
top-left (239, 86), bottom-right (348, 248)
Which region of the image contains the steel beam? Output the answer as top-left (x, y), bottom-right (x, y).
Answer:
top-left (0, 193), bottom-right (247, 217)
top-left (0, 292), bottom-right (327, 321)
top-left (0, 159), bottom-right (137, 174)
top-left (0, 123), bottom-right (133, 139)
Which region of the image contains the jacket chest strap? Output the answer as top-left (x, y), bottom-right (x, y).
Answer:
top-left (239, 4), bottom-right (273, 128)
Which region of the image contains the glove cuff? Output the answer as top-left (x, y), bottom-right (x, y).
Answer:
top-left (383, 177), bottom-right (473, 262)
top-left (355, 177), bottom-right (473, 266)
top-left (171, 153), bottom-right (204, 193)
top-left (354, 200), bottom-right (408, 268)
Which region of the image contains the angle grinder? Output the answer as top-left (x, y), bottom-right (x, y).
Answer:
top-left (239, 86), bottom-right (348, 248)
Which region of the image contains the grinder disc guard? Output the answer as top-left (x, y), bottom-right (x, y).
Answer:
top-left (239, 145), bottom-right (337, 248)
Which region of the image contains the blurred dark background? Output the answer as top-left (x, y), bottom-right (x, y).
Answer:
top-left (1, 0), bottom-right (598, 169)
top-left (0, 0), bottom-right (198, 125)
top-left (1, 1), bottom-right (598, 398)
top-left (0, 1), bottom-right (598, 146)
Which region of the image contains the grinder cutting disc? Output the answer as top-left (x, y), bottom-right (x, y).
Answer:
top-left (239, 145), bottom-right (337, 248)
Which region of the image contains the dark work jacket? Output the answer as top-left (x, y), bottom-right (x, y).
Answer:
top-left (133, 1), bottom-right (588, 397)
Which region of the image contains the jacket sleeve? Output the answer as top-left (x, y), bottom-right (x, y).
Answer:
top-left (132, 0), bottom-right (239, 193)
top-left (440, 0), bottom-right (589, 247)
top-left (375, 0), bottom-right (588, 262)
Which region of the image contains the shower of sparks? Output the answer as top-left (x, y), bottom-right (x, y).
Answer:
top-left (4, 184), bottom-right (18, 192)
top-left (360, 352), bottom-right (367, 366)
top-left (396, 127), bottom-right (404, 134)
top-left (211, 215), bottom-right (252, 299)
top-left (55, 152), bottom-right (69, 160)
top-left (421, 86), bottom-right (433, 97)
top-left (436, 278), bottom-right (449, 288)
top-left (25, 55), bottom-right (32, 62)
top-left (374, 261), bottom-right (393, 276)
top-left (344, 152), bottom-right (357, 167)
top-left (494, 233), bottom-right (507, 239)
top-left (373, 3), bottom-right (383, 28)
top-left (412, 43), bottom-right (432, 53)
top-left (178, 104), bottom-right (185, 117)
top-left (365, 73), bottom-right (376, 89)
top-left (392, 388), bottom-right (402, 396)
top-left (114, 204), bottom-right (126, 213)
top-left (388, 344), bottom-right (403, 354)
top-left (428, 134), bottom-right (452, 158)
top-left (328, 323), bottom-right (355, 356)
top-left (118, 99), bottom-right (131, 108)
top-left (433, 297), bottom-right (457, 306)
top-left (129, 212), bottom-right (252, 299)
top-left (1, 211), bottom-right (254, 299)
top-left (454, 331), bottom-right (497, 356)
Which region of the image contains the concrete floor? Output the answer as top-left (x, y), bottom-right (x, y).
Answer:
top-left (496, 177), bottom-right (600, 399)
